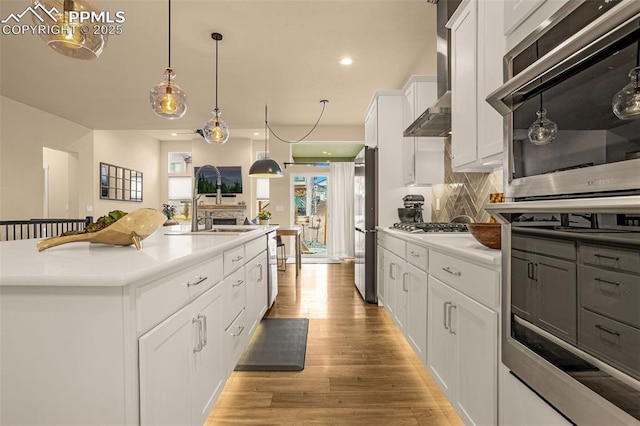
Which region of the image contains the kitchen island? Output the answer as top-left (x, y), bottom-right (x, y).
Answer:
top-left (0, 226), bottom-right (274, 426)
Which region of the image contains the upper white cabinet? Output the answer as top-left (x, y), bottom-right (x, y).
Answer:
top-left (402, 76), bottom-right (444, 186)
top-left (504, 0), bottom-right (570, 50)
top-left (447, 0), bottom-right (506, 172)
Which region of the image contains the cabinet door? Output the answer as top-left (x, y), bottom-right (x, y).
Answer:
top-left (384, 250), bottom-right (396, 318)
top-left (504, 0), bottom-right (546, 35)
top-left (402, 138), bottom-right (415, 185)
top-left (450, 0), bottom-right (478, 169)
top-left (392, 254), bottom-right (408, 333)
top-left (454, 288), bottom-right (498, 426)
top-left (536, 255), bottom-right (577, 343)
top-left (511, 250), bottom-right (535, 322)
top-left (427, 276), bottom-right (456, 400)
top-left (365, 101), bottom-right (378, 147)
top-left (191, 285), bottom-right (225, 426)
top-left (406, 262), bottom-right (428, 365)
top-left (139, 306), bottom-right (194, 426)
top-left (245, 253), bottom-right (267, 337)
top-left (377, 246), bottom-right (386, 304)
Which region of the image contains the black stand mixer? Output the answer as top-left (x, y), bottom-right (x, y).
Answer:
top-left (398, 194), bottom-right (425, 223)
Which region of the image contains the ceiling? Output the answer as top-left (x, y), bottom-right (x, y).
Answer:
top-left (0, 0), bottom-right (436, 158)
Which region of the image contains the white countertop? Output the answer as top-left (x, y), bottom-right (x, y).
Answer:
top-left (0, 225), bottom-right (274, 287)
top-left (379, 227), bottom-right (502, 267)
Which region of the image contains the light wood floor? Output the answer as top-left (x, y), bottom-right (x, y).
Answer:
top-left (206, 261), bottom-right (463, 425)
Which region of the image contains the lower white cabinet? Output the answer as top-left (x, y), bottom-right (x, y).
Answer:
top-left (245, 251), bottom-right (268, 336)
top-left (388, 250), bottom-right (407, 332)
top-left (427, 275), bottom-right (498, 426)
top-left (139, 283), bottom-right (225, 426)
top-left (405, 262), bottom-right (428, 365)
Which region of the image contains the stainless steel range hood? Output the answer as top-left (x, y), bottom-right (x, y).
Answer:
top-left (404, 0), bottom-right (459, 138)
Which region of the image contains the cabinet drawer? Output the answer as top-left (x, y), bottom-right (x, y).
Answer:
top-left (579, 308), bottom-right (640, 379)
top-left (512, 233), bottom-right (576, 261)
top-left (579, 243), bottom-right (640, 274)
top-left (378, 232), bottom-right (406, 258)
top-left (136, 256), bottom-right (223, 332)
top-left (224, 245), bottom-right (246, 276)
top-left (225, 308), bottom-right (247, 371)
top-left (223, 267), bottom-right (246, 328)
top-left (429, 250), bottom-right (499, 309)
top-left (245, 236), bottom-right (265, 262)
top-left (406, 242), bottom-right (428, 271)
top-left (579, 265), bottom-right (640, 328)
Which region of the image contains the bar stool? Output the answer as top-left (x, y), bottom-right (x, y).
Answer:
top-left (276, 235), bottom-right (286, 271)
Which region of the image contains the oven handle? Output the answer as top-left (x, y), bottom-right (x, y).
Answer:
top-left (487, 1), bottom-right (640, 116)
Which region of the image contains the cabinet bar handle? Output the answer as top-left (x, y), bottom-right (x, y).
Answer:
top-left (258, 263), bottom-right (264, 282)
top-left (409, 251), bottom-right (420, 257)
top-left (389, 262), bottom-right (396, 279)
top-left (402, 272), bottom-right (409, 292)
top-left (593, 253), bottom-right (620, 261)
top-left (442, 266), bottom-right (461, 276)
top-left (198, 314), bottom-right (207, 347)
top-left (448, 304), bottom-right (457, 335)
top-left (527, 262), bottom-right (533, 280)
top-left (192, 318), bottom-right (203, 353)
top-left (595, 324), bottom-right (620, 336)
top-left (232, 255), bottom-right (244, 262)
top-left (443, 301), bottom-right (452, 330)
top-left (233, 279), bottom-right (244, 287)
top-left (186, 275), bottom-right (208, 287)
top-left (594, 277), bottom-right (620, 286)
top-left (230, 325), bottom-right (245, 337)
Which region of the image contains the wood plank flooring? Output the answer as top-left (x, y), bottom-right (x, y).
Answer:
top-left (206, 261), bottom-right (463, 425)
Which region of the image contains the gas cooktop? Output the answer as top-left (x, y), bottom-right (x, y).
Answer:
top-left (391, 222), bottom-right (469, 233)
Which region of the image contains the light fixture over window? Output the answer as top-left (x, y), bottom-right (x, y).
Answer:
top-left (249, 105), bottom-right (284, 178)
top-left (31, 0), bottom-right (107, 59)
top-left (202, 32), bottom-right (230, 144)
top-left (149, 0), bottom-right (187, 119)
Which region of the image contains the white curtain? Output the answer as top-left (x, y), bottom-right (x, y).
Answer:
top-left (327, 162), bottom-right (355, 259)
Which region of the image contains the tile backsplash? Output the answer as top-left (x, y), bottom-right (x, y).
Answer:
top-left (430, 137), bottom-right (503, 223)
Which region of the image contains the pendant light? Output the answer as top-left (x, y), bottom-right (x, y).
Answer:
top-left (31, 0), bottom-right (107, 59)
top-left (527, 42), bottom-right (557, 145)
top-left (202, 32), bottom-right (230, 145)
top-left (149, 0), bottom-right (187, 119)
top-left (249, 105), bottom-right (284, 178)
top-left (612, 42), bottom-right (640, 120)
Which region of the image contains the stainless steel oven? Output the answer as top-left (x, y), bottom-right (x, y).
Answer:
top-left (488, 0), bottom-right (640, 200)
top-left (486, 1), bottom-right (640, 424)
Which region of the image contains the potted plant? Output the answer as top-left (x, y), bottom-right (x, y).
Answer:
top-left (162, 204), bottom-right (178, 226)
top-left (257, 210), bottom-right (272, 225)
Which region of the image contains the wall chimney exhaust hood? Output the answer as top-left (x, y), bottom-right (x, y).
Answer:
top-left (403, 0), bottom-right (459, 138)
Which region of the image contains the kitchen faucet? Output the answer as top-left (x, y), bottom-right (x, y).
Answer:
top-left (191, 165), bottom-right (222, 232)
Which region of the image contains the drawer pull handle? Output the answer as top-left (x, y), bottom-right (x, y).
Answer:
top-left (233, 279), bottom-right (244, 287)
top-left (442, 266), bottom-right (461, 276)
top-left (232, 255), bottom-right (244, 262)
top-left (595, 324), bottom-right (620, 336)
top-left (409, 251), bottom-right (420, 257)
top-left (230, 325), bottom-right (245, 337)
top-left (186, 275), bottom-right (208, 287)
top-left (593, 254), bottom-right (620, 261)
top-left (594, 277), bottom-right (620, 286)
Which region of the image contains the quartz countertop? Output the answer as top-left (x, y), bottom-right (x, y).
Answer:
top-left (379, 227), bottom-right (502, 267)
top-left (0, 225), bottom-right (274, 287)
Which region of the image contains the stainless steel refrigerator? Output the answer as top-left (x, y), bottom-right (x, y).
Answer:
top-left (354, 146), bottom-right (377, 303)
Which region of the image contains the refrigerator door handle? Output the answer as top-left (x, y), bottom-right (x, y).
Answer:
top-left (355, 227), bottom-right (377, 234)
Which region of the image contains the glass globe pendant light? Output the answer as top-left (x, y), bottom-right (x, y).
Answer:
top-left (527, 106), bottom-right (558, 145)
top-left (149, 0), bottom-right (187, 119)
top-left (249, 105), bottom-right (284, 178)
top-left (30, 0), bottom-right (107, 59)
top-left (612, 41), bottom-right (640, 120)
top-left (202, 33), bottom-right (230, 145)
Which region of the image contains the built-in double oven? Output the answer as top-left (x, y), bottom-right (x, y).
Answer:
top-left (486, 1), bottom-right (640, 424)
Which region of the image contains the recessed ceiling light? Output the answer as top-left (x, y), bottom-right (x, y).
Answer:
top-left (340, 57), bottom-right (353, 66)
top-left (254, 132), bottom-right (260, 136)
top-left (171, 132), bottom-right (178, 136)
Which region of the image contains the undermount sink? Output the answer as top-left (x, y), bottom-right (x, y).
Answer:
top-left (204, 227), bottom-right (256, 233)
top-left (165, 226), bottom-right (261, 236)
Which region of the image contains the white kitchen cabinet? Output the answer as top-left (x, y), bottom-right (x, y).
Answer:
top-left (428, 275), bottom-right (498, 426)
top-left (139, 283), bottom-right (225, 426)
top-left (405, 261), bottom-right (428, 365)
top-left (245, 251), bottom-right (268, 337)
top-left (402, 76), bottom-right (444, 186)
top-left (387, 250), bottom-right (407, 332)
top-left (448, 0), bottom-right (505, 172)
top-left (376, 240), bottom-right (387, 305)
top-left (364, 100), bottom-right (378, 148)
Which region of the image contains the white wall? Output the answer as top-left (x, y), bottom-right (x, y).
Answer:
top-left (92, 131), bottom-right (161, 216)
top-left (43, 147), bottom-right (79, 218)
top-left (0, 97), bottom-right (92, 220)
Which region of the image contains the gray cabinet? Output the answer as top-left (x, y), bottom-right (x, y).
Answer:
top-left (512, 236), bottom-right (577, 344)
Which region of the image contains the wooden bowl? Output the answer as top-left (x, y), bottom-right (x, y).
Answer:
top-left (466, 223), bottom-right (501, 250)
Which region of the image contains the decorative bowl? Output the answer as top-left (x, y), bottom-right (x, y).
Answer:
top-left (466, 223), bottom-right (501, 249)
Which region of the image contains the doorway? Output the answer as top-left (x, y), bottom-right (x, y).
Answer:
top-left (292, 174), bottom-right (328, 256)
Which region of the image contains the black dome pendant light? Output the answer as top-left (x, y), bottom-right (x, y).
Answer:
top-left (249, 105), bottom-right (284, 178)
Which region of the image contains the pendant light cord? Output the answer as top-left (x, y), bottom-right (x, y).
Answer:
top-left (168, 0), bottom-right (171, 68)
top-left (267, 100), bottom-right (328, 144)
top-left (215, 37), bottom-right (219, 110)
